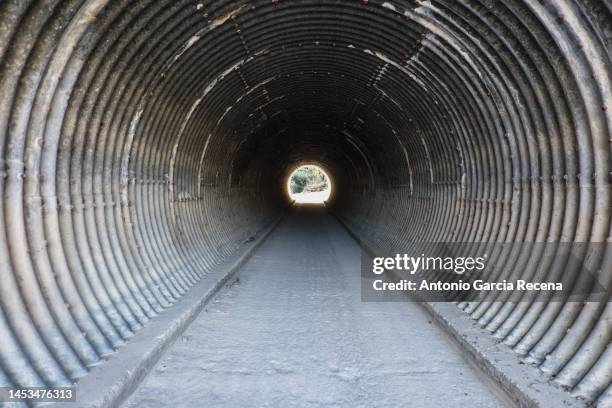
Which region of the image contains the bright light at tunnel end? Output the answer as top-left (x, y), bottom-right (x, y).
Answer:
top-left (287, 164), bottom-right (332, 204)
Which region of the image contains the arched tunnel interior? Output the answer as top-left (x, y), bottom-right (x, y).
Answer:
top-left (0, 0), bottom-right (611, 406)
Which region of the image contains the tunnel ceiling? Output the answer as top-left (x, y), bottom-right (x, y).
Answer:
top-left (0, 0), bottom-right (611, 405)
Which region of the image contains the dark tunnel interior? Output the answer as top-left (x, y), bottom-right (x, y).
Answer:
top-left (0, 0), bottom-right (611, 405)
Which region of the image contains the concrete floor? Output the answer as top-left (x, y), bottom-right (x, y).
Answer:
top-left (125, 206), bottom-right (508, 408)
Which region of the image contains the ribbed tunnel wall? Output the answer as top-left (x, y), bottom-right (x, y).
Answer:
top-left (0, 0), bottom-right (610, 405)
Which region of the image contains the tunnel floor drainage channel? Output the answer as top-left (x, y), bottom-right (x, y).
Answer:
top-left (124, 207), bottom-right (511, 408)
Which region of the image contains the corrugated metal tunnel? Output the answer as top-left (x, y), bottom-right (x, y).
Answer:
top-left (0, 0), bottom-right (610, 406)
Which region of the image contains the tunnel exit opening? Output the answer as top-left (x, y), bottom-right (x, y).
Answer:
top-left (287, 165), bottom-right (332, 205)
